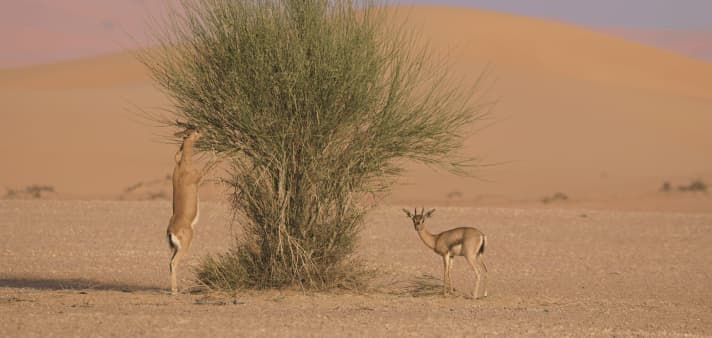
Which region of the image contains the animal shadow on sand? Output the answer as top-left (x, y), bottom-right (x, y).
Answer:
top-left (391, 273), bottom-right (476, 299)
top-left (0, 277), bottom-right (162, 293)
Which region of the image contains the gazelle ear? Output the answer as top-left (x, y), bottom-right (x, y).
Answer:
top-left (402, 208), bottom-right (413, 218)
top-left (425, 209), bottom-right (436, 217)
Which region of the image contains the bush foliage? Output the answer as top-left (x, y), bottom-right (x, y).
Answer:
top-left (142, 0), bottom-right (486, 290)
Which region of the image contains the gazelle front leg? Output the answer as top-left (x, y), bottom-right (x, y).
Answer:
top-left (442, 256), bottom-right (449, 295)
top-left (448, 256), bottom-right (455, 294)
top-left (443, 255), bottom-right (455, 295)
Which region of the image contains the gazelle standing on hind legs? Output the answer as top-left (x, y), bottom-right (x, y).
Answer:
top-left (403, 208), bottom-right (488, 299)
top-left (167, 128), bottom-right (218, 295)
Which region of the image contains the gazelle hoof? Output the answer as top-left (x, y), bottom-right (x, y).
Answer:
top-left (471, 292), bottom-right (486, 300)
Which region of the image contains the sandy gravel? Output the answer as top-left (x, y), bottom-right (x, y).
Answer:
top-left (1, 200), bottom-right (711, 337)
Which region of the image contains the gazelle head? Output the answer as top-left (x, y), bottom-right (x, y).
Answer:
top-left (402, 207), bottom-right (435, 231)
top-left (186, 129), bottom-right (201, 142)
top-left (174, 128), bottom-right (201, 142)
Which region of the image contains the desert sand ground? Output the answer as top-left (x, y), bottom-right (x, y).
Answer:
top-left (1, 200), bottom-right (711, 337)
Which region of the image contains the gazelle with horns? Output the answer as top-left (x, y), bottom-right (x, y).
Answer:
top-left (403, 207), bottom-right (488, 298)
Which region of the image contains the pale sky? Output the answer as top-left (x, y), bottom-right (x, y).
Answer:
top-left (1, 1), bottom-right (711, 67)
top-left (398, 0), bottom-right (712, 29)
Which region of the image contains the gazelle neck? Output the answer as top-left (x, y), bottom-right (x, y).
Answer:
top-left (181, 140), bottom-right (195, 165)
top-left (417, 227), bottom-right (437, 251)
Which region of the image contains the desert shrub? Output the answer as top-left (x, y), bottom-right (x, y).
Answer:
top-left (541, 192), bottom-right (568, 204)
top-left (677, 179), bottom-right (708, 193)
top-left (26, 185), bottom-right (55, 198)
top-left (446, 191), bottom-right (463, 199)
top-left (5, 185), bottom-right (55, 199)
top-left (142, 0), bottom-right (486, 290)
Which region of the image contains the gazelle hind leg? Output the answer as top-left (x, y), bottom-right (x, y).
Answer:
top-left (169, 247), bottom-right (177, 294)
top-left (443, 255), bottom-right (453, 295)
top-left (477, 254), bottom-right (488, 298)
top-left (465, 254), bottom-right (483, 299)
top-left (169, 247), bottom-right (185, 295)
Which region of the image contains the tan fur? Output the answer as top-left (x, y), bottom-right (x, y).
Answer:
top-left (166, 130), bottom-right (217, 295)
top-left (403, 208), bottom-right (488, 299)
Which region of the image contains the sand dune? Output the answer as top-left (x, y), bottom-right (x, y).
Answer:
top-left (1, 5), bottom-right (710, 210)
top-left (0, 51), bottom-right (169, 198)
top-left (0, 51), bottom-right (148, 89)
top-left (397, 6), bottom-right (712, 98)
top-left (390, 5), bottom-right (712, 208)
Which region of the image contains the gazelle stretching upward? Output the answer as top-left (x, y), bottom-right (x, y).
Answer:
top-left (403, 208), bottom-right (488, 298)
top-left (167, 129), bottom-right (216, 295)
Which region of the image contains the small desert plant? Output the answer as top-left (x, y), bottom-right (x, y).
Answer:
top-left (678, 179), bottom-right (707, 193)
top-left (4, 188), bottom-right (17, 199)
top-left (5, 185), bottom-right (55, 199)
top-left (446, 191), bottom-right (463, 199)
top-left (541, 192), bottom-right (568, 204)
top-left (119, 176), bottom-right (173, 200)
top-left (124, 182), bottom-right (144, 194)
top-left (142, 0), bottom-right (487, 290)
top-left (25, 185), bottom-right (55, 198)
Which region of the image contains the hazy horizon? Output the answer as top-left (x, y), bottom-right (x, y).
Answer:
top-left (397, 0), bottom-right (712, 29)
top-left (1, 1), bottom-right (711, 67)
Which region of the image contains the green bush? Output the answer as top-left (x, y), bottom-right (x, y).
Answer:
top-left (142, 0), bottom-right (487, 290)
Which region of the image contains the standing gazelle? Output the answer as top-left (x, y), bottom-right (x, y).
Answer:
top-left (166, 129), bottom-right (217, 295)
top-left (403, 208), bottom-right (488, 298)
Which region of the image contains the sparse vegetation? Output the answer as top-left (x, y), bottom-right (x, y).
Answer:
top-left (119, 176), bottom-right (172, 200)
top-left (142, 0), bottom-right (486, 290)
top-left (447, 191), bottom-right (463, 199)
top-left (541, 192), bottom-right (568, 204)
top-left (5, 185), bottom-right (55, 199)
top-left (659, 179), bottom-right (708, 193)
top-left (124, 182), bottom-right (144, 194)
top-left (148, 192), bottom-right (169, 200)
top-left (677, 179), bottom-right (707, 193)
